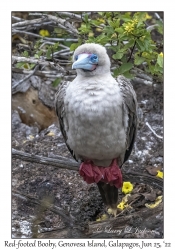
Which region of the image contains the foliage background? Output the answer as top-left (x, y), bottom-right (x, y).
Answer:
top-left (12, 12), bottom-right (163, 89)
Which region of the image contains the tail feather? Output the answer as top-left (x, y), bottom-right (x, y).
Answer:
top-left (97, 181), bottom-right (118, 209)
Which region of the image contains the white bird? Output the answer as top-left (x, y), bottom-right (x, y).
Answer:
top-left (55, 43), bottom-right (137, 216)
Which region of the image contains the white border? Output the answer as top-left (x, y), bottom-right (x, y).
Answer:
top-left (1, 0), bottom-right (174, 248)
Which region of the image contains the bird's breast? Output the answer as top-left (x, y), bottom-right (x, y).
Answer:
top-left (64, 79), bottom-right (127, 161)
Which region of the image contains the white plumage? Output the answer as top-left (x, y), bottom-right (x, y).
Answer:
top-left (55, 43), bottom-right (137, 214)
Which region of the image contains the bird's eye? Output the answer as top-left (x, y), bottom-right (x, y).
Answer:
top-left (90, 54), bottom-right (98, 63)
top-left (75, 55), bottom-right (78, 61)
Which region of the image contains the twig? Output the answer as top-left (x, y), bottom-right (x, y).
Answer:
top-left (14, 21), bottom-right (53, 31)
top-left (145, 122), bottom-right (163, 139)
top-left (12, 64), bottom-right (39, 93)
top-left (127, 40), bottom-right (136, 62)
top-left (39, 41), bottom-right (55, 49)
top-left (57, 12), bottom-right (82, 20)
top-left (132, 77), bottom-right (152, 86)
top-left (12, 16), bottom-right (25, 22)
top-left (12, 17), bottom-right (47, 28)
top-left (53, 48), bottom-right (70, 56)
top-left (146, 24), bottom-right (159, 32)
top-left (12, 148), bottom-right (79, 171)
top-left (12, 67), bottom-right (76, 81)
top-left (154, 13), bottom-right (163, 23)
top-left (12, 29), bottom-right (78, 42)
top-left (12, 190), bottom-right (75, 226)
top-left (12, 56), bottom-right (66, 73)
top-left (12, 67), bottom-right (63, 78)
top-left (131, 69), bottom-right (153, 82)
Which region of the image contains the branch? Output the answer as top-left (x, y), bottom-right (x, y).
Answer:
top-left (12, 14), bottom-right (78, 36)
top-left (12, 190), bottom-right (75, 227)
top-left (12, 148), bottom-right (163, 190)
top-left (127, 40), bottom-right (136, 62)
top-left (12, 56), bottom-right (66, 73)
top-left (12, 16), bottom-right (25, 22)
top-left (146, 24), bottom-right (159, 32)
top-left (154, 12), bottom-right (163, 23)
top-left (12, 64), bottom-right (39, 94)
top-left (12, 148), bottom-right (79, 171)
top-left (146, 122), bottom-right (163, 140)
top-left (12, 17), bottom-right (47, 28)
top-left (57, 12), bottom-right (83, 20)
top-left (12, 29), bottom-right (78, 42)
top-left (12, 67), bottom-right (75, 81)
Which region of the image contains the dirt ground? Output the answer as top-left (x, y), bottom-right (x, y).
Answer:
top-left (12, 78), bottom-right (163, 239)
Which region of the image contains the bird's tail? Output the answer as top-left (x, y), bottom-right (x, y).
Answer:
top-left (97, 181), bottom-right (118, 209)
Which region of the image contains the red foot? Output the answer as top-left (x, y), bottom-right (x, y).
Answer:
top-left (79, 159), bottom-right (122, 188)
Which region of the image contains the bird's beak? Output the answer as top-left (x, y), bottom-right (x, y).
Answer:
top-left (72, 53), bottom-right (97, 71)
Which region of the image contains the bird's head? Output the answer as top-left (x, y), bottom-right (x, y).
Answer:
top-left (72, 43), bottom-right (111, 77)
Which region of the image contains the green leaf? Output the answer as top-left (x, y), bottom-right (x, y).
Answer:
top-left (118, 62), bottom-right (133, 73)
top-left (83, 14), bottom-right (89, 23)
top-left (115, 27), bottom-right (123, 33)
top-left (70, 43), bottom-right (80, 51)
top-left (52, 78), bottom-right (61, 87)
top-left (53, 42), bottom-right (59, 50)
top-left (121, 39), bottom-right (135, 51)
top-left (157, 54), bottom-right (163, 68)
top-left (16, 62), bottom-right (25, 69)
top-left (136, 39), bottom-right (145, 51)
top-left (22, 51), bottom-right (29, 57)
top-left (46, 48), bottom-right (52, 59)
top-left (34, 54), bottom-right (39, 59)
top-left (29, 63), bottom-right (36, 69)
top-left (16, 62), bottom-right (30, 70)
top-left (112, 51), bottom-right (124, 60)
top-left (114, 62), bottom-right (133, 76)
top-left (122, 71), bottom-right (134, 79)
top-left (134, 55), bottom-right (145, 65)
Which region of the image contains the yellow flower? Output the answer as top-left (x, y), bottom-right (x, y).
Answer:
top-left (145, 13), bottom-right (152, 20)
top-left (96, 28), bottom-right (103, 32)
top-left (111, 33), bottom-right (117, 38)
top-left (132, 18), bottom-right (138, 24)
top-left (122, 182), bottom-right (133, 194)
top-left (124, 22), bottom-right (134, 34)
top-left (145, 196), bottom-right (162, 209)
top-left (97, 18), bottom-right (105, 24)
top-left (101, 214), bottom-right (108, 220)
top-left (156, 170), bottom-right (163, 179)
top-left (117, 201), bottom-right (125, 210)
top-left (159, 52), bottom-right (163, 57)
top-left (96, 213), bottom-right (108, 221)
top-left (39, 29), bottom-right (50, 37)
top-left (88, 32), bottom-right (94, 37)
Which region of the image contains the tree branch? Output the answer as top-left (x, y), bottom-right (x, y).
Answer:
top-left (13, 14), bottom-right (78, 36)
top-left (12, 56), bottom-right (66, 73)
top-left (12, 64), bottom-right (39, 94)
top-left (12, 29), bottom-right (78, 42)
top-left (12, 148), bottom-right (79, 171)
top-left (12, 148), bottom-right (163, 190)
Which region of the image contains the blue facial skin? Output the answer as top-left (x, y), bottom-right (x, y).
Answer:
top-left (72, 53), bottom-right (98, 71)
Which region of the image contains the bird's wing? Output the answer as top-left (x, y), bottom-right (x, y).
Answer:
top-left (117, 75), bottom-right (138, 164)
top-left (55, 81), bottom-right (78, 161)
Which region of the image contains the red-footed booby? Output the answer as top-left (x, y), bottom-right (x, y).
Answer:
top-left (55, 43), bottom-right (137, 216)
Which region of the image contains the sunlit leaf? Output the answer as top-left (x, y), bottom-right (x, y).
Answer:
top-left (52, 78), bottom-right (61, 87)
